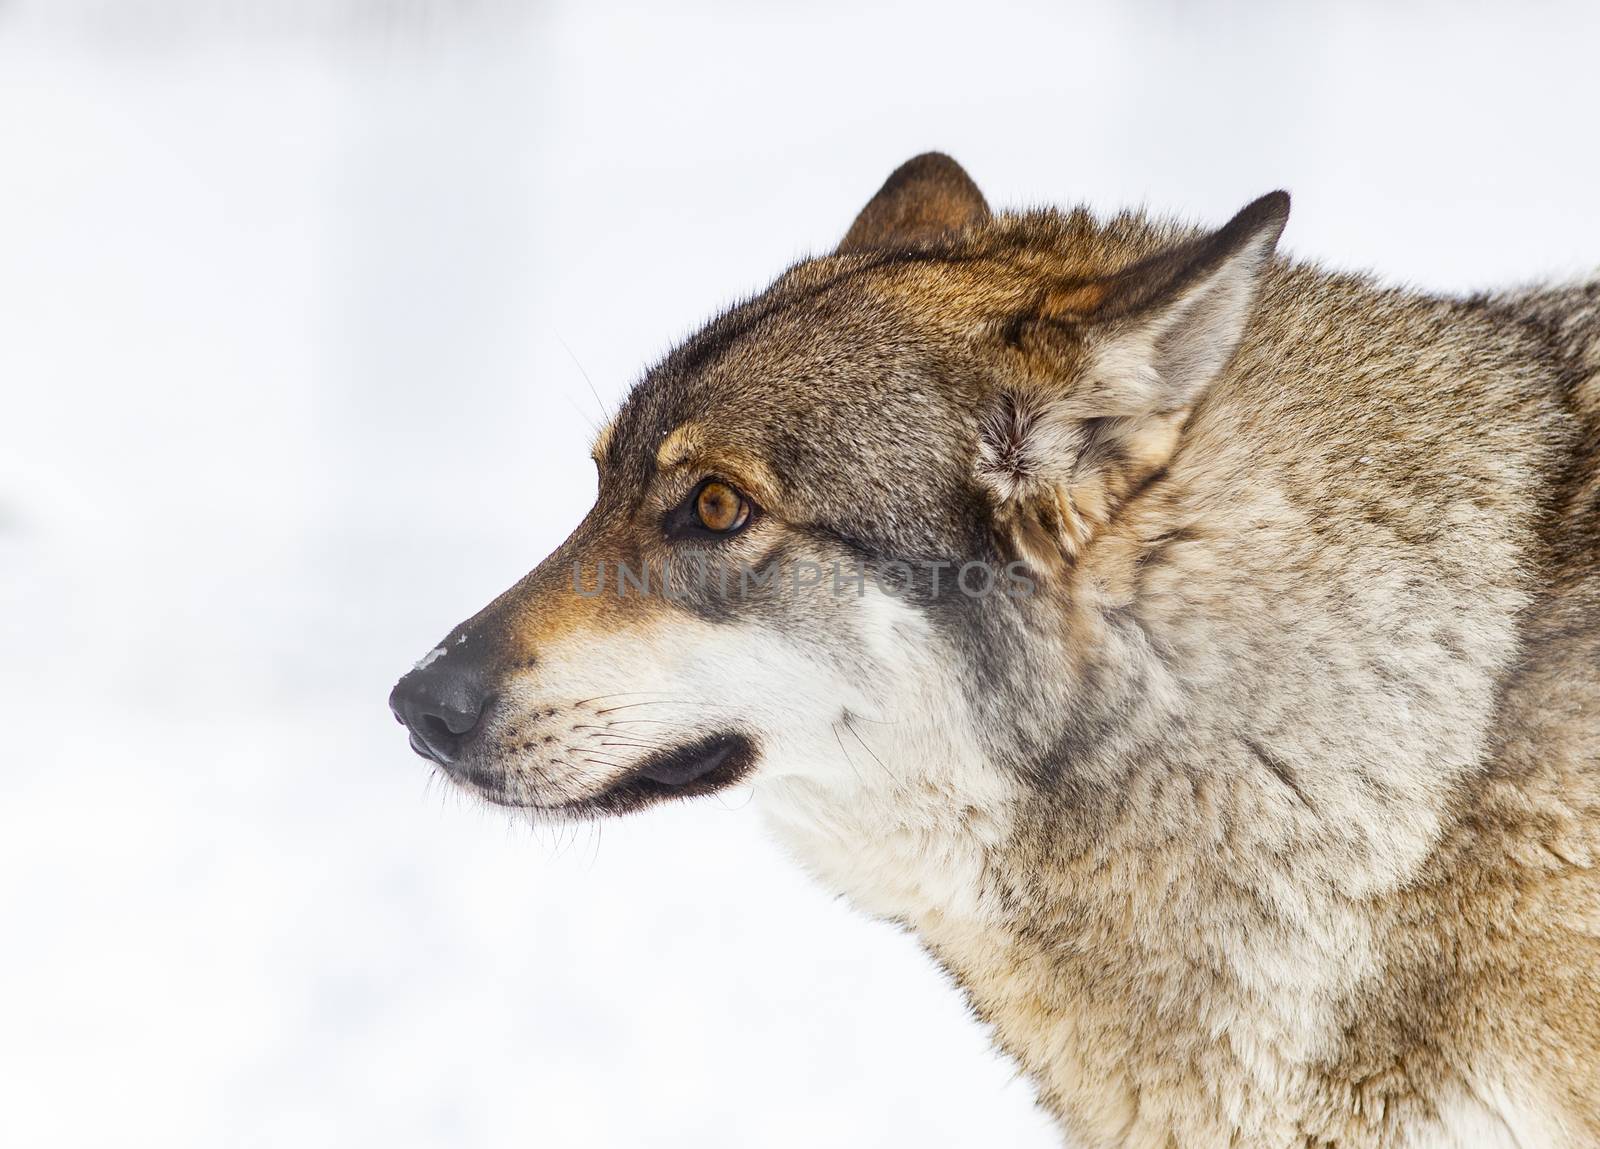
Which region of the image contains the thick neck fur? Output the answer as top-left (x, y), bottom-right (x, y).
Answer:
top-left (764, 261), bottom-right (1596, 1147)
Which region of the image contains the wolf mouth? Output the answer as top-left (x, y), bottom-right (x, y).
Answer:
top-left (517, 731), bottom-right (758, 817)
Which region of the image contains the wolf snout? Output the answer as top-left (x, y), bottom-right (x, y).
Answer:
top-left (389, 645), bottom-right (492, 767)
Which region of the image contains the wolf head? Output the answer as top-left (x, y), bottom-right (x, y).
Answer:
top-left (390, 154), bottom-right (1287, 837)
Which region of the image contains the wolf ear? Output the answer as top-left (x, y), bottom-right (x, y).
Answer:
top-left (1072, 190), bottom-right (1289, 417)
top-left (977, 191), bottom-right (1288, 569)
top-left (837, 153), bottom-right (991, 254)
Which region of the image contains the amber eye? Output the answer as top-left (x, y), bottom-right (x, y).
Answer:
top-left (694, 480), bottom-right (750, 533)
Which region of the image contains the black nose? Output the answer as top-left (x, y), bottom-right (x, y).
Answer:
top-left (389, 649), bottom-right (491, 766)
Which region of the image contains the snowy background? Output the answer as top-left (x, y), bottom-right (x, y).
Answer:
top-left (3, 2), bottom-right (1599, 1146)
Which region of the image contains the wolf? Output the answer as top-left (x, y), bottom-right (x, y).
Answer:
top-left (390, 154), bottom-right (1600, 1147)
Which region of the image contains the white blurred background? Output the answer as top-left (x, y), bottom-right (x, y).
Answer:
top-left (3, 2), bottom-right (1598, 1146)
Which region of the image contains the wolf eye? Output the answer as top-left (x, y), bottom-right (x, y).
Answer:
top-left (694, 480), bottom-right (750, 533)
top-left (663, 478), bottom-right (759, 541)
